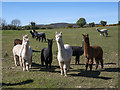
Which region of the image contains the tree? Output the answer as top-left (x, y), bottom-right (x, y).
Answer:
top-left (89, 22), bottom-right (95, 27)
top-left (11, 19), bottom-right (21, 27)
top-left (0, 18), bottom-right (7, 30)
top-left (76, 18), bottom-right (86, 27)
top-left (100, 21), bottom-right (107, 26)
top-left (30, 22), bottom-right (36, 30)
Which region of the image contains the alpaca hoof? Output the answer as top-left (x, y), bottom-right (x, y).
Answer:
top-left (64, 75), bottom-right (67, 77)
top-left (23, 68), bottom-right (26, 71)
top-left (61, 74), bottom-right (63, 76)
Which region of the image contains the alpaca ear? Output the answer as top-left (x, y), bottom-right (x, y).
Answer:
top-left (56, 32), bottom-right (58, 35)
top-left (82, 34), bottom-right (85, 36)
top-left (60, 32), bottom-right (62, 35)
top-left (87, 34), bottom-right (89, 37)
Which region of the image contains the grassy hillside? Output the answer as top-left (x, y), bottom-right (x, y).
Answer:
top-left (2, 26), bottom-right (119, 88)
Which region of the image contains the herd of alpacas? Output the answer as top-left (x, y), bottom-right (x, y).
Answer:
top-left (13, 28), bottom-right (108, 76)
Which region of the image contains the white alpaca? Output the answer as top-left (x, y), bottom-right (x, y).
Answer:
top-left (13, 45), bottom-right (22, 66)
top-left (20, 35), bottom-right (32, 71)
top-left (56, 32), bottom-right (72, 76)
top-left (13, 35), bottom-right (32, 71)
top-left (96, 28), bottom-right (108, 37)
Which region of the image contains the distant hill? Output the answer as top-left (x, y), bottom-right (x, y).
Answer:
top-left (50, 23), bottom-right (69, 28)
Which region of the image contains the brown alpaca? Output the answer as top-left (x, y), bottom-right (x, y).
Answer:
top-left (14, 39), bottom-right (22, 46)
top-left (82, 34), bottom-right (103, 71)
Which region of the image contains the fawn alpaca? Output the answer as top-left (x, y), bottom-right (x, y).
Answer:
top-left (56, 32), bottom-right (72, 76)
top-left (82, 34), bottom-right (103, 71)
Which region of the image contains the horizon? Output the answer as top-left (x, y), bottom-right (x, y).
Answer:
top-left (2, 2), bottom-right (118, 26)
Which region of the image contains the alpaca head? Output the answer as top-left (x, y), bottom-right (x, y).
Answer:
top-left (82, 34), bottom-right (89, 43)
top-left (47, 39), bottom-right (53, 46)
top-left (23, 35), bottom-right (29, 43)
top-left (55, 32), bottom-right (62, 43)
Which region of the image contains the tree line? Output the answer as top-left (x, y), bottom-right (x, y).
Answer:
top-left (0, 18), bottom-right (119, 30)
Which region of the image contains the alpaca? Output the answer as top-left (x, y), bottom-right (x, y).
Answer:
top-left (96, 28), bottom-right (108, 37)
top-left (41, 39), bottom-right (53, 68)
top-left (14, 39), bottom-right (22, 46)
top-left (20, 35), bottom-right (32, 71)
top-left (36, 32), bottom-right (46, 42)
top-left (56, 32), bottom-right (72, 76)
top-left (30, 31), bottom-right (35, 38)
top-left (13, 44), bottom-right (22, 66)
top-left (72, 41), bottom-right (84, 64)
top-left (32, 29), bottom-right (46, 42)
top-left (13, 35), bottom-right (32, 71)
top-left (82, 34), bottom-right (103, 71)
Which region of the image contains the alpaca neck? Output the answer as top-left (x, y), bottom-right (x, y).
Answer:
top-left (57, 40), bottom-right (65, 53)
top-left (82, 40), bottom-right (84, 49)
top-left (48, 44), bottom-right (52, 53)
top-left (97, 29), bottom-right (101, 32)
top-left (24, 44), bottom-right (29, 55)
top-left (83, 41), bottom-right (90, 56)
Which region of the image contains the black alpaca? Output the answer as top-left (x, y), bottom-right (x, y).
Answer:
top-left (72, 40), bottom-right (84, 64)
top-left (41, 39), bottom-right (53, 68)
top-left (36, 32), bottom-right (46, 42)
top-left (30, 31), bottom-right (35, 38)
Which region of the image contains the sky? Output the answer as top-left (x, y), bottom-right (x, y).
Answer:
top-left (2, 2), bottom-right (118, 26)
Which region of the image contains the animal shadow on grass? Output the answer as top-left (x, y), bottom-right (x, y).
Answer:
top-left (1, 79), bottom-right (33, 86)
top-left (69, 69), bottom-right (112, 80)
top-left (31, 62), bottom-right (41, 70)
top-left (101, 68), bottom-right (120, 72)
top-left (39, 65), bottom-right (60, 73)
top-left (31, 62), bottom-right (60, 73)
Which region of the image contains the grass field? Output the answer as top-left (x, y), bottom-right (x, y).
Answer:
top-left (2, 26), bottom-right (119, 88)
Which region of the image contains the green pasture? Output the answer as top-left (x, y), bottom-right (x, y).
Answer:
top-left (2, 26), bottom-right (119, 88)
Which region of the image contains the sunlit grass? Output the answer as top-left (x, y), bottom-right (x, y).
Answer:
top-left (2, 26), bottom-right (119, 88)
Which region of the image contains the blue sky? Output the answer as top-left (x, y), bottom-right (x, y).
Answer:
top-left (2, 2), bottom-right (118, 26)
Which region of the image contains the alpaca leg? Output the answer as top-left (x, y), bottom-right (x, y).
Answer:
top-left (42, 37), bottom-right (43, 42)
top-left (41, 50), bottom-right (44, 67)
top-left (49, 58), bottom-right (52, 68)
top-left (103, 33), bottom-right (105, 36)
top-left (89, 58), bottom-right (93, 71)
top-left (39, 37), bottom-right (40, 42)
top-left (16, 56), bottom-right (20, 66)
top-left (100, 59), bottom-right (104, 69)
top-left (75, 56), bottom-right (77, 64)
top-left (85, 58), bottom-right (89, 71)
top-left (77, 56), bottom-right (80, 64)
top-left (36, 37), bottom-right (38, 40)
top-left (106, 32), bottom-right (108, 37)
top-left (26, 62), bottom-right (29, 72)
top-left (59, 62), bottom-right (64, 75)
top-left (45, 37), bottom-right (46, 42)
top-left (29, 56), bottom-right (32, 68)
top-left (75, 56), bottom-right (78, 64)
top-left (14, 55), bottom-right (18, 66)
top-left (63, 64), bottom-right (67, 77)
top-left (66, 61), bottom-right (70, 72)
top-left (45, 58), bottom-right (48, 68)
top-left (22, 59), bottom-right (26, 71)
top-left (95, 59), bottom-right (99, 70)
top-left (19, 56), bottom-right (23, 67)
